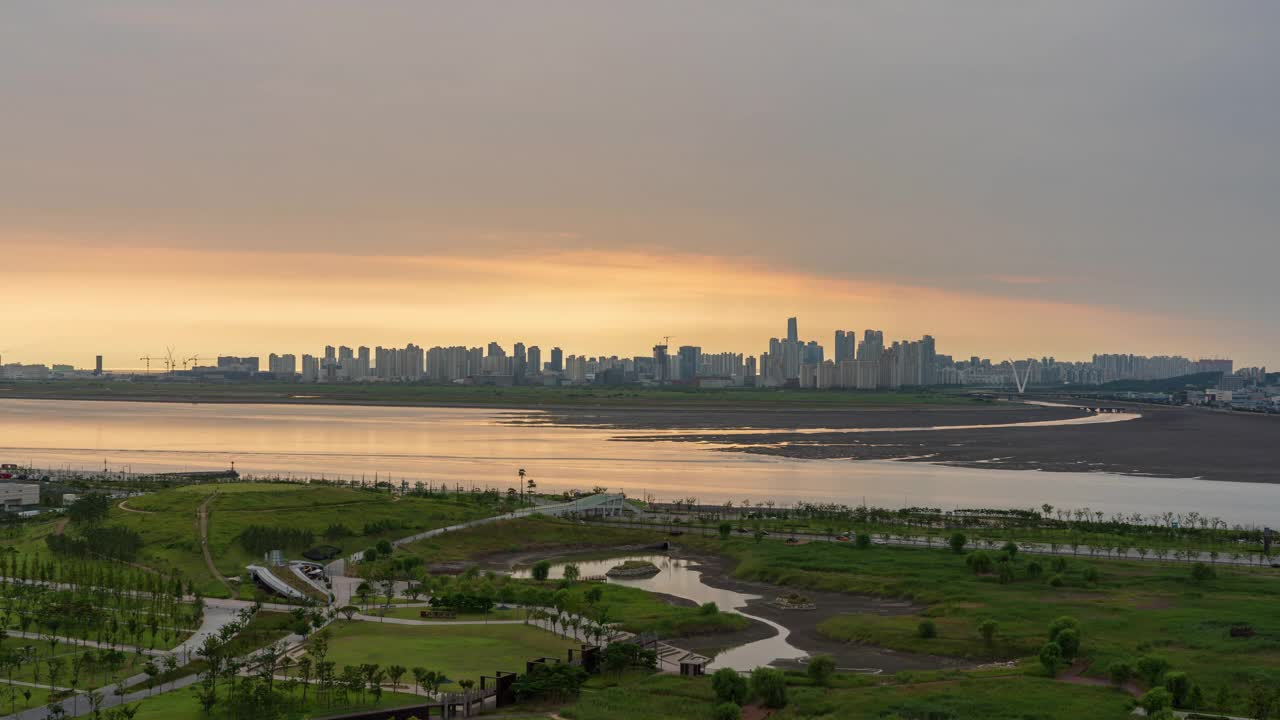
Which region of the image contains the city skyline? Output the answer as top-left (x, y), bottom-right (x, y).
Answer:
top-left (5, 4), bottom-right (1280, 369)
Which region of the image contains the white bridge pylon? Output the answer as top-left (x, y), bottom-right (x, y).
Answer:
top-left (1008, 359), bottom-right (1034, 395)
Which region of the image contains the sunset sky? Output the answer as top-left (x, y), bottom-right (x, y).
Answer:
top-left (4, 3), bottom-right (1278, 368)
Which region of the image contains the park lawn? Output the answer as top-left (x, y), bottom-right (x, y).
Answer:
top-left (374, 606), bottom-right (526, 622)
top-left (561, 583), bottom-right (750, 638)
top-left (0, 684), bottom-right (54, 715)
top-left (685, 535), bottom-right (1280, 711)
top-left (561, 672), bottom-right (1135, 720)
top-left (111, 483), bottom-right (493, 597)
top-left (0, 639), bottom-right (148, 687)
top-left (320, 621), bottom-right (577, 690)
top-left (125, 681), bottom-right (422, 720)
top-left (402, 516), bottom-right (662, 563)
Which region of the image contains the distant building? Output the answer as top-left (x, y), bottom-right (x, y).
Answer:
top-left (0, 484), bottom-right (40, 510)
top-left (94, 355), bottom-right (103, 376)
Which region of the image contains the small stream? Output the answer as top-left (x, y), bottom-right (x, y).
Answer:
top-left (512, 553), bottom-right (807, 671)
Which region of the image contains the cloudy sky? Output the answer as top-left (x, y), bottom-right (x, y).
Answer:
top-left (3, 2), bottom-right (1277, 368)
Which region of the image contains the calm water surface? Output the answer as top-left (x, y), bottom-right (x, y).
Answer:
top-left (2, 399), bottom-right (1278, 525)
top-left (512, 554), bottom-right (806, 671)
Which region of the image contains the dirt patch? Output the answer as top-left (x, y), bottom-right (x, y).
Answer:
top-left (674, 552), bottom-right (966, 674)
top-left (1134, 597), bottom-right (1174, 610)
top-left (740, 704), bottom-right (772, 720)
top-left (1057, 660), bottom-right (1141, 697)
top-left (427, 543), bottom-right (668, 575)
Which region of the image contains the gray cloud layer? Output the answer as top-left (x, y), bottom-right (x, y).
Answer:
top-left (3, 2), bottom-right (1278, 361)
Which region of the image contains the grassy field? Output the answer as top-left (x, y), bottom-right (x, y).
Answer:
top-left (560, 583), bottom-right (749, 638)
top-left (110, 482), bottom-right (494, 596)
top-left (2, 379), bottom-right (974, 408)
top-left (373, 606), bottom-right (526, 622)
top-left (560, 672), bottom-right (1137, 720)
top-left (125, 681), bottom-right (422, 720)
top-left (683, 534), bottom-right (1280, 711)
top-left (400, 515), bottom-right (664, 563)
top-left (320, 621), bottom-right (578, 690)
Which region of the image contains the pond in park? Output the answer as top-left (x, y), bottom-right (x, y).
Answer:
top-left (511, 553), bottom-right (807, 671)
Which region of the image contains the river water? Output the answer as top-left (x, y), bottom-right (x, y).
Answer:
top-left (511, 553), bottom-right (806, 671)
top-left (3, 398), bottom-right (1279, 525)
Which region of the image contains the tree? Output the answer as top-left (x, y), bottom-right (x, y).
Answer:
top-left (388, 664), bottom-right (406, 693)
top-left (531, 561), bottom-right (552, 582)
top-left (1051, 627), bottom-right (1079, 661)
top-left (949, 533), bottom-right (967, 554)
top-left (712, 667), bottom-right (749, 705)
top-left (855, 533), bottom-right (871, 549)
top-left (1002, 541), bottom-right (1019, 560)
top-left (1047, 616), bottom-right (1078, 643)
top-left (1107, 660), bottom-right (1134, 686)
top-left (917, 620), bottom-right (937, 639)
top-left (718, 523), bottom-right (732, 540)
top-left (749, 667), bottom-right (787, 709)
top-left (1164, 671), bottom-right (1191, 707)
top-left (1140, 687), bottom-right (1173, 716)
top-left (1191, 562), bottom-right (1216, 583)
top-left (1039, 642), bottom-right (1062, 677)
top-left (1137, 655), bottom-right (1171, 686)
top-left (563, 564), bottom-right (581, 584)
top-left (712, 702), bottom-right (742, 720)
top-left (977, 619), bottom-right (998, 651)
top-left (965, 551), bottom-right (994, 575)
top-left (806, 655), bottom-right (836, 685)
top-left (339, 605), bottom-right (359, 621)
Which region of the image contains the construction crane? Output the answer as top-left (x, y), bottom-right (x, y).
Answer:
top-left (660, 335), bottom-right (674, 347)
top-left (164, 347), bottom-right (177, 373)
top-left (139, 355), bottom-right (164, 374)
top-left (183, 354), bottom-right (200, 370)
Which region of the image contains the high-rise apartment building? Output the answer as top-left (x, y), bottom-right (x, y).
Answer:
top-left (550, 347), bottom-right (564, 372)
top-left (526, 346), bottom-right (541, 376)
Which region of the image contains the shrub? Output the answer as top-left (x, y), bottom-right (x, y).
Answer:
top-left (1140, 687), bottom-right (1172, 716)
top-left (531, 560), bottom-right (551, 581)
top-left (1055, 628), bottom-right (1080, 660)
top-left (807, 655), bottom-right (836, 685)
top-left (1137, 655), bottom-right (1171, 685)
top-left (977, 619), bottom-right (998, 649)
top-left (1048, 573), bottom-right (1065, 587)
top-left (1051, 557), bottom-right (1069, 573)
top-left (917, 620), bottom-right (937, 639)
top-left (718, 522), bottom-right (732, 540)
top-left (750, 667), bottom-right (788, 709)
top-left (711, 702), bottom-right (741, 720)
top-left (949, 533), bottom-right (968, 554)
top-left (1082, 566), bottom-right (1100, 584)
top-left (375, 539), bottom-right (393, 555)
top-left (700, 602), bottom-right (719, 616)
top-left (711, 668), bottom-right (749, 705)
top-left (855, 533), bottom-right (872, 549)
top-left (966, 551), bottom-right (994, 574)
top-left (1026, 560), bottom-right (1043, 579)
top-left (1107, 660), bottom-right (1134, 686)
top-left (1048, 616), bottom-right (1079, 642)
top-left (1002, 541), bottom-right (1019, 559)
top-left (1164, 671), bottom-right (1191, 707)
top-left (1191, 562), bottom-right (1216, 583)
top-left (997, 562), bottom-right (1015, 585)
top-left (1039, 642), bottom-right (1062, 677)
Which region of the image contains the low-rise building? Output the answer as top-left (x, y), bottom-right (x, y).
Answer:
top-left (0, 484), bottom-right (41, 511)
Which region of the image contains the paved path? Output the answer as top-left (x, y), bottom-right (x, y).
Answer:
top-left (2, 597), bottom-right (249, 720)
top-left (1, 631), bottom-right (165, 657)
top-left (349, 612), bottom-right (525, 626)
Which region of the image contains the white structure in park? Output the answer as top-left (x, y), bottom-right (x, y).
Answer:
top-left (0, 484), bottom-right (40, 511)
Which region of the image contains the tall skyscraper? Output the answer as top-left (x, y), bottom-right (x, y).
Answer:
top-left (677, 345), bottom-right (701, 382)
top-left (550, 347), bottom-right (564, 372)
top-left (653, 344), bottom-right (670, 383)
top-left (94, 355), bottom-right (103, 376)
top-left (787, 317), bottom-right (798, 343)
top-left (834, 330), bottom-right (856, 362)
top-left (526, 346), bottom-right (541, 376)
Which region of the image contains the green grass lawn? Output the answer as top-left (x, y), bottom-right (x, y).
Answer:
top-left (320, 620), bottom-right (578, 690)
top-left (560, 583), bottom-right (749, 638)
top-left (124, 680), bottom-right (422, 720)
top-left (109, 482), bottom-right (493, 596)
top-left (684, 535), bottom-right (1280, 712)
top-left (0, 684), bottom-right (53, 715)
top-left (561, 672), bottom-right (1137, 720)
top-left (400, 516), bottom-right (662, 563)
top-left (373, 606), bottom-right (526, 622)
